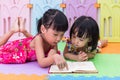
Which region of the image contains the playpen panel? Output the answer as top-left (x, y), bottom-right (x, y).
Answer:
top-left (0, 2), bottom-right (2, 36)
top-left (0, 0), bottom-right (30, 40)
top-left (64, 0), bottom-right (97, 37)
top-left (30, 0), bottom-right (62, 36)
top-left (99, 0), bottom-right (120, 42)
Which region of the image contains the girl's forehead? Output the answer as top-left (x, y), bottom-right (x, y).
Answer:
top-left (73, 32), bottom-right (87, 38)
top-left (47, 28), bottom-right (56, 32)
top-left (48, 28), bottom-right (64, 33)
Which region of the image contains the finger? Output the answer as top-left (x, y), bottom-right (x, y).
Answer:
top-left (79, 51), bottom-right (82, 54)
top-left (57, 64), bottom-right (61, 70)
top-left (80, 52), bottom-right (85, 56)
top-left (61, 62), bottom-right (67, 69)
top-left (83, 58), bottom-right (88, 61)
top-left (58, 63), bottom-right (63, 70)
top-left (82, 53), bottom-right (87, 57)
top-left (61, 63), bottom-right (65, 70)
top-left (58, 62), bottom-right (66, 70)
top-left (60, 64), bottom-right (63, 70)
top-left (83, 56), bottom-right (88, 61)
top-left (81, 52), bottom-right (86, 55)
top-left (64, 62), bottom-right (69, 70)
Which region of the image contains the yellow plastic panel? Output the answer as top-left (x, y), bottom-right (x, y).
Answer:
top-left (99, 0), bottom-right (120, 42)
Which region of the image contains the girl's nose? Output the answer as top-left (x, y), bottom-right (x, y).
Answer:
top-left (74, 39), bottom-right (79, 45)
top-left (56, 36), bottom-right (61, 42)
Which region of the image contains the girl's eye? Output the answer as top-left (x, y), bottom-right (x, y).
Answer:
top-left (72, 35), bottom-right (76, 38)
top-left (54, 34), bottom-right (58, 36)
top-left (79, 38), bottom-right (84, 41)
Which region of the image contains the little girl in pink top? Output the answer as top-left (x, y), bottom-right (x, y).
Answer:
top-left (0, 9), bottom-right (68, 70)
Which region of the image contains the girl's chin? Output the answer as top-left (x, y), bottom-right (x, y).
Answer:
top-left (51, 43), bottom-right (57, 46)
top-left (74, 45), bottom-right (79, 47)
top-left (75, 46), bottom-right (82, 48)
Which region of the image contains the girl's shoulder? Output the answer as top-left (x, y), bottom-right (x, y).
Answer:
top-left (29, 34), bottom-right (43, 48)
top-left (33, 34), bottom-right (42, 39)
top-left (32, 34), bottom-right (43, 43)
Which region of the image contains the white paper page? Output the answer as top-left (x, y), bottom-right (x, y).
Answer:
top-left (72, 61), bottom-right (97, 71)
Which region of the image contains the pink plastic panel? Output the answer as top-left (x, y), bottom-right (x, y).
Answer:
top-left (0, 0), bottom-right (30, 40)
top-left (0, 1), bottom-right (3, 36)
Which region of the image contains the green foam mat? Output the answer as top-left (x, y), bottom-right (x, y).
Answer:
top-left (57, 41), bottom-right (120, 77)
top-left (58, 41), bottom-right (66, 52)
top-left (50, 54), bottom-right (120, 77)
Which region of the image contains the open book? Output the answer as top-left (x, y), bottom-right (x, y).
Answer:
top-left (49, 61), bottom-right (98, 74)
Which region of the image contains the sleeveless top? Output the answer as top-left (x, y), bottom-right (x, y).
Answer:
top-left (0, 36), bottom-right (58, 63)
top-left (66, 41), bottom-right (94, 55)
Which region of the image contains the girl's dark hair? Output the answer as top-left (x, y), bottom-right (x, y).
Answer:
top-left (70, 16), bottom-right (100, 51)
top-left (37, 9), bottom-right (68, 33)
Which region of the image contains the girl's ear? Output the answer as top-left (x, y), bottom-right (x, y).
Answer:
top-left (41, 25), bottom-right (46, 33)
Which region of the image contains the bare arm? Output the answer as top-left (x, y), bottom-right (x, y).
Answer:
top-left (63, 44), bottom-right (90, 61)
top-left (34, 35), bottom-right (54, 67)
top-left (35, 35), bottom-right (68, 69)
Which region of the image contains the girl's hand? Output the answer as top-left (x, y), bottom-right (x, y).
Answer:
top-left (53, 54), bottom-right (68, 70)
top-left (77, 51), bottom-right (88, 61)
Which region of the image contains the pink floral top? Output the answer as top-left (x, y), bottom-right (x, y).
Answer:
top-left (0, 35), bottom-right (60, 64)
top-left (0, 37), bottom-right (37, 63)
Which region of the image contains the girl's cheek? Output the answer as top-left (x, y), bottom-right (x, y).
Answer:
top-left (71, 39), bottom-right (75, 44)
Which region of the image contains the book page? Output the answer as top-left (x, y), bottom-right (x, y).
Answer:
top-left (72, 61), bottom-right (98, 73)
top-left (73, 61), bottom-right (96, 70)
top-left (49, 61), bottom-right (98, 73)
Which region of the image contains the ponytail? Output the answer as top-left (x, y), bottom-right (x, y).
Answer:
top-left (37, 18), bottom-right (42, 33)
